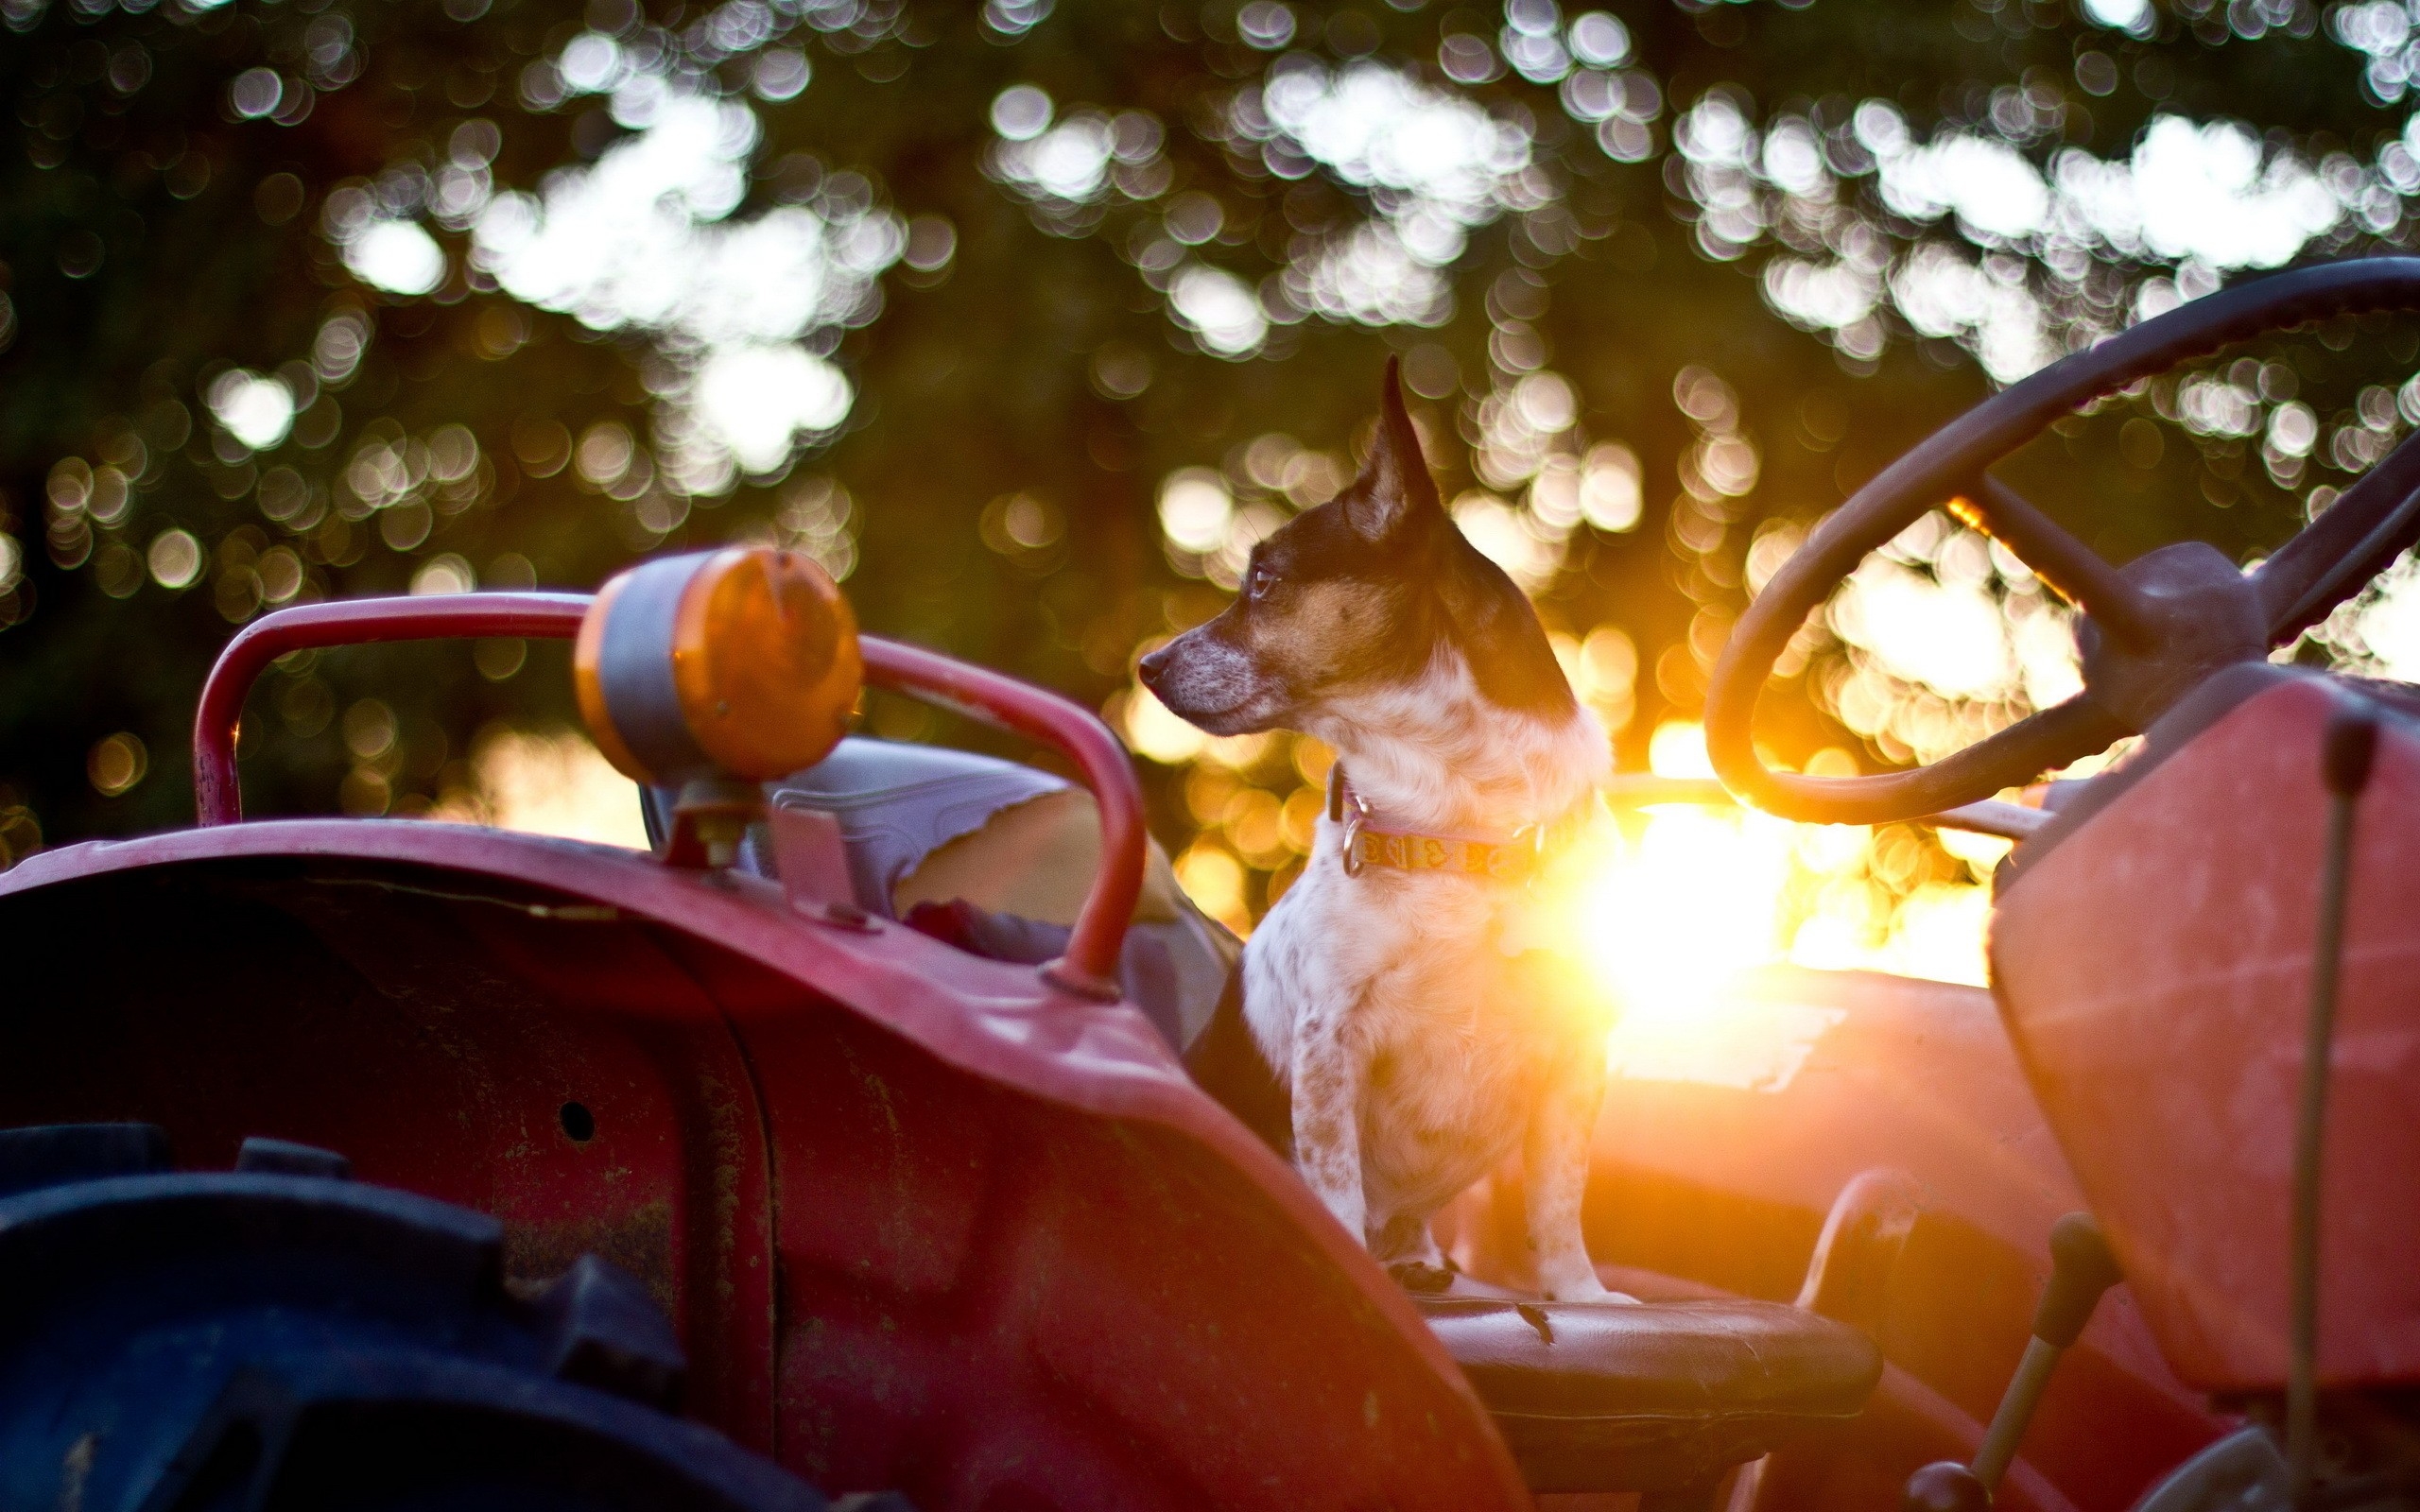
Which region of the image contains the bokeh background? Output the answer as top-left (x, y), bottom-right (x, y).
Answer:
top-left (14, 0), bottom-right (2420, 987)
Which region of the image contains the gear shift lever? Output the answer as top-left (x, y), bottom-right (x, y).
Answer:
top-left (1902, 1212), bottom-right (2124, 1510)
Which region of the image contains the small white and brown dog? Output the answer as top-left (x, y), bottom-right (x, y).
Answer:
top-left (1140, 360), bottom-right (1620, 1302)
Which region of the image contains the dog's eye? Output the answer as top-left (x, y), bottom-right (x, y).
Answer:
top-left (1248, 565), bottom-right (1277, 602)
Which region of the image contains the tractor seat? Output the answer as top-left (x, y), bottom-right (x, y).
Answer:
top-left (1418, 1296), bottom-right (1883, 1495)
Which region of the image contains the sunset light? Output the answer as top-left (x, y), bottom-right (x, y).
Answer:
top-left (19, 0), bottom-right (2420, 1498)
top-left (1566, 764), bottom-right (1795, 1018)
top-left (1531, 721), bottom-right (2009, 1085)
top-left (1129, 653), bottom-right (2016, 1005)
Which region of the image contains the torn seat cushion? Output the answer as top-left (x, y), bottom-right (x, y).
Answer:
top-left (646, 737), bottom-right (1239, 1053)
top-left (1418, 1297), bottom-right (1882, 1493)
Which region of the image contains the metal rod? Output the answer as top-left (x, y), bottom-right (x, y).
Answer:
top-left (2289, 704), bottom-right (2378, 1503)
top-left (1960, 1213), bottom-right (2121, 1499)
top-left (192, 593), bottom-right (595, 826)
top-left (1971, 1335), bottom-right (2062, 1492)
top-left (187, 593), bottom-right (1150, 998)
top-left (856, 636), bottom-right (1146, 999)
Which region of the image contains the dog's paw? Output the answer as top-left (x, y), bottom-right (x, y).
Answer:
top-left (1540, 1273), bottom-right (1637, 1304)
top-left (1387, 1260), bottom-right (1457, 1295)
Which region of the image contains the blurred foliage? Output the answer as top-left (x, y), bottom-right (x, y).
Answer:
top-left (7, 0), bottom-right (2420, 922)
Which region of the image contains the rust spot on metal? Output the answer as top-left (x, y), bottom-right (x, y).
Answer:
top-left (502, 1200), bottom-right (678, 1319)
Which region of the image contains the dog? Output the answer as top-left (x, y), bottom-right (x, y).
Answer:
top-left (1139, 360), bottom-right (1619, 1302)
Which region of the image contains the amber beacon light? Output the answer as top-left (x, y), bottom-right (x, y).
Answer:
top-left (576, 547), bottom-right (862, 864)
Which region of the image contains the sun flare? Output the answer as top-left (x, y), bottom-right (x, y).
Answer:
top-left (1502, 722), bottom-right (2012, 1084)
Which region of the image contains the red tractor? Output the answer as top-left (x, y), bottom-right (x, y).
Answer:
top-left (3, 260), bottom-right (2415, 1512)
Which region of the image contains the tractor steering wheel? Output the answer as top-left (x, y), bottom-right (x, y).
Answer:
top-left (1707, 258), bottom-right (2420, 827)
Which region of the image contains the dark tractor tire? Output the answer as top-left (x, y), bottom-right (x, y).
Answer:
top-left (0, 1124), bottom-right (864, 1512)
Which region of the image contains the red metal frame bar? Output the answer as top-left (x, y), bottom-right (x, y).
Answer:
top-left (191, 593), bottom-right (1146, 996)
top-left (192, 593), bottom-right (594, 824)
top-left (854, 636), bottom-right (1145, 999)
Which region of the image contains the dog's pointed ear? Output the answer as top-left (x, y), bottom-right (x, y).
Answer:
top-left (1343, 357), bottom-right (1441, 542)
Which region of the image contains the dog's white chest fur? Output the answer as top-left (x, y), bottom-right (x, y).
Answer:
top-left (1247, 841), bottom-right (1564, 1220)
top-left (1236, 688), bottom-right (1619, 1300)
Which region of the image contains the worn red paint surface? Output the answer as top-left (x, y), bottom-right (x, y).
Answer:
top-left (1996, 674), bottom-right (2420, 1394)
top-left (0, 820), bottom-right (1529, 1509)
top-left (0, 589), bottom-right (2274, 1509)
top-left (0, 820), bottom-right (2254, 1509)
top-left (1439, 967), bottom-right (2227, 1512)
top-left (186, 592), bottom-right (1142, 993)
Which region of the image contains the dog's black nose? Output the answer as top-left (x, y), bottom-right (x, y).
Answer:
top-left (1136, 644), bottom-right (1173, 688)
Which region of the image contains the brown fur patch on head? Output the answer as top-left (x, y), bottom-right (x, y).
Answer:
top-left (1222, 577), bottom-right (1411, 692)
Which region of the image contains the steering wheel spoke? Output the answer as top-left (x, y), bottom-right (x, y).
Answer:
top-left (2253, 426), bottom-right (2420, 644)
top-left (1961, 476), bottom-right (2157, 647)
